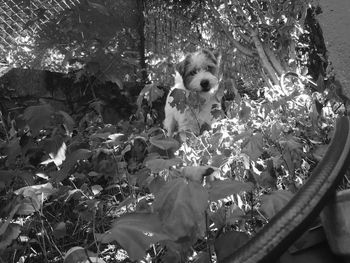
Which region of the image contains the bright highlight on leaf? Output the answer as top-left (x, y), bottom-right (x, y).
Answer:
top-left (208, 180), bottom-right (253, 201)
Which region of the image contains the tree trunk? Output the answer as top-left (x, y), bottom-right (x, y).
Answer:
top-left (137, 0), bottom-right (147, 84)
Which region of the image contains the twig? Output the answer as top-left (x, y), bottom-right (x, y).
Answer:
top-left (0, 111), bottom-right (9, 142)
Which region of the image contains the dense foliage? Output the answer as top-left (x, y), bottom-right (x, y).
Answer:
top-left (0, 0), bottom-right (348, 263)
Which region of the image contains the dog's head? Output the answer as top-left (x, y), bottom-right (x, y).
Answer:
top-left (176, 49), bottom-right (221, 96)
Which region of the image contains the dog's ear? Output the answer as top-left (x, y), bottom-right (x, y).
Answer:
top-left (176, 60), bottom-right (186, 77)
top-left (212, 50), bottom-right (222, 66)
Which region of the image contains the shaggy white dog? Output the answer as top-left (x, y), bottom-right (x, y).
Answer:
top-left (163, 49), bottom-right (224, 137)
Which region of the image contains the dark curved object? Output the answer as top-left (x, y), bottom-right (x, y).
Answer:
top-left (222, 116), bottom-right (350, 263)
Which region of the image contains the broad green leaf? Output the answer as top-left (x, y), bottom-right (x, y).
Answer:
top-left (98, 213), bottom-right (170, 261)
top-left (153, 178), bottom-right (209, 240)
top-left (260, 190), bottom-right (294, 219)
top-left (53, 222), bottom-right (67, 239)
top-left (242, 132), bottom-right (263, 161)
top-left (145, 158), bottom-right (182, 173)
top-left (208, 180), bottom-right (253, 201)
top-left (23, 104), bottom-right (55, 136)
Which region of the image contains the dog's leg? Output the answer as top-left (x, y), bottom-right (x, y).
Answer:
top-left (163, 109), bottom-right (176, 137)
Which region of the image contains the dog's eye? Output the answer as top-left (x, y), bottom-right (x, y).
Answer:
top-left (206, 66), bottom-right (214, 72)
top-left (189, 70), bottom-right (197, 76)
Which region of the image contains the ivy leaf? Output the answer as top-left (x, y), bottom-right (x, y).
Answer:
top-left (58, 110), bottom-right (75, 132)
top-left (91, 185), bottom-right (103, 195)
top-left (214, 231), bottom-right (249, 261)
top-left (145, 158), bottom-right (182, 173)
top-left (42, 141), bottom-right (67, 167)
top-left (0, 170), bottom-right (16, 190)
top-left (153, 178), bottom-right (209, 240)
top-left (260, 190), bottom-right (293, 219)
top-left (242, 133), bottom-right (264, 161)
top-left (210, 154), bottom-right (228, 168)
top-left (16, 196), bottom-right (40, 215)
top-left (193, 252), bottom-right (210, 263)
top-left (14, 183), bottom-right (55, 215)
top-left (63, 246), bottom-right (104, 263)
top-left (149, 135), bottom-right (180, 150)
top-left (188, 92), bottom-right (206, 108)
top-left (169, 89), bottom-right (187, 113)
top-left (98, 213), bottom-right (170, 261)
top-left (137, 84), bottom-right (165, 109)
top-left (51, 149), bottom-right (92, 182)
top-left (208, 180), bottom-right (253, 201)
top-left (270, 122), bottom-right (282, 141)
top-left (0, 223), bottom-right (21, 250)
top-left (23, 104), bottom-right (55, 136)
top-left (211, 104), bottom-right (224, 120)
top-left (280, 137), bottom-right (302, 176)
top-left (238, 102), bottom-right (251, 121)
top-left (15, 183), bottom-right (55, 203)
top-left (88, 1), bottom-right (110, 16)
top-left (312, 144), bottom-right (328, 161)
top-left (3, 138), bottom-right (21, 165)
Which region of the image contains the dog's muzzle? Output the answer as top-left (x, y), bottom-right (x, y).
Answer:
top-left (200, 79), bottom-right (210, 91)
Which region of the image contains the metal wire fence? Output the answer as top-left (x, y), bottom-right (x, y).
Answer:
top-left (0, 0), bottom-right (80, 49)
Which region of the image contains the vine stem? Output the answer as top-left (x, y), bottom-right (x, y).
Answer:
top-left (205, 210), bottom-right (213, 263)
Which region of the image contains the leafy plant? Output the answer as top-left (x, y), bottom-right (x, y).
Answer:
top-left (0, 1), bottom-right (346, 262)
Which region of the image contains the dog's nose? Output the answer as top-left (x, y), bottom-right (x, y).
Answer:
top-left (200, 79), bottom-right (210, 91)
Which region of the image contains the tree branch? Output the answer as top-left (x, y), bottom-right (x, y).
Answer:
top-left (208, 2), bottom-right (255, 57)
top-left (263, 43), bottom-right (286, 75)
top-left (251, 30), bottom-right (279, 85)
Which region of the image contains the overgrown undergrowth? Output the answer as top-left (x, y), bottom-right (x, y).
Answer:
top-left (0, 72), bottom-right (347, 263)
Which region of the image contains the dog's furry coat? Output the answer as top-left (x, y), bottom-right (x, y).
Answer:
top-left (163, 49), bottom-right (224, 136)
